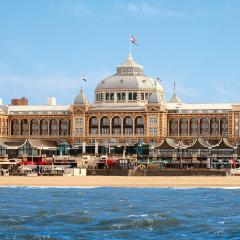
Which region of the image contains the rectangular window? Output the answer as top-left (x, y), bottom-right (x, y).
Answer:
top-left (149, 117), bottom-right (158, 125)
top-left (75, 118), bottom-right (83, 125)
top-left (75, 128), bottom-right (83, 134)
top-left (149, 128), bottom-right (157, 134)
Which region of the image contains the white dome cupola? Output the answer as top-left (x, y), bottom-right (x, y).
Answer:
top-left (74, 89), bottom-right (88, 105)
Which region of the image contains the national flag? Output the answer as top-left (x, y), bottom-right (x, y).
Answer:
top-left (82, 76), bottom-right (87, 82)
top-left (130, 35), bottom-right (138, 45)
top-left (156, 77), bottom-right (161, 81)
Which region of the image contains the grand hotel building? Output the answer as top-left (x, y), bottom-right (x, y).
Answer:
top-left (0, 54), bottom-right (240, 158)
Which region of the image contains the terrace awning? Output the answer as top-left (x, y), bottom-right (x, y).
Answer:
top-left (187, 138), bottom-right (211, 150)
top-left (212, 138), bottom-right (234, 150)
top-left (156, 138), bottom-right (178, 150)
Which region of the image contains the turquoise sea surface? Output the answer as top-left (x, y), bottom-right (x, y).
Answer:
top-left (0, 187), bottom-right (240, 239)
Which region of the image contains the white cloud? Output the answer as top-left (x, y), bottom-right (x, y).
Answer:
top-left (57, 2), bottom-right (93, 17)
top-left (0, 71), bottom-right (109, 105)
top-left (71, 3), bottom-right (92, 17)
top-left (119, 2), bottom-right (184, 17)
top-left (215, 84), bottom-right (231, 97)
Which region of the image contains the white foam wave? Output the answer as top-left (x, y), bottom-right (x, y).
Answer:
top-left (0, 185), bottom-right (100, 189)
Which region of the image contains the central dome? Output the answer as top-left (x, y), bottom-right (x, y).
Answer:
top-left (96, 54), bottom-right (164, 92)
top-left (94, 54), bottom-right (164, 105)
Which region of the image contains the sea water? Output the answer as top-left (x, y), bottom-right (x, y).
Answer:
top-left (0, 187), bottom-right (240, 239)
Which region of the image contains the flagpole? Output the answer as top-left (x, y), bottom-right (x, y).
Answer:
top-left (129, 34), bottom-right (132, 55)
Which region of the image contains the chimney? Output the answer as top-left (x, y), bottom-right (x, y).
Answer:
top-left (11, 97), bottom-right (28, 106)
top-left (47, 97), bottom-right (56, 106)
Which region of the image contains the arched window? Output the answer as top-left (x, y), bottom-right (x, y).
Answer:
top-left (117, 93), bottom-right (121, 101)
top-left (40, 119), bottom-right (48, 135)
top-left (30, 119), bottom-right (39, 135)
top-left (112, 116), bottom-right (121, 135)
top-left (100, 117), bottom-right (110, 134)
top-left (110, 93), bottom-right (114, 101)
top-left (89, 117), bottom-right (98, 134)
top-left (59, 119), bottom-right (69, 136)
top-left (106, 93), bottom-right (110, 101)
top-left (122, 92), bottom-right (126, 100)
top-left (49, 119), bottom-right (58, 136)
top-left (190, 118), bottom-right (198, 135)
top-left (210, 117), bottom-right (219, 135)
top-left (145, 93), bottom-right (148, 100)
top-left (128, 92), bottom-right (132, 100)
top-left (123, 116), bottom-right (133, 135)
top-left (200, 118), bottom-right (209, 135)
top-left (141, 93), bottom-right (144, 100)
top-left (220, 117), bottom-right (228, 136)
top-left (179, 118), bottom-right (188, 135)
top-left (11, 119), bottom-right (19, 135)
top-left (135, 116), bottom-right (144, 134)
top-left (133, 92), bottom-right (137, 100)
top-left (20, 119), bottom-right (29, 135)
top-left (169, 118), bottom-right (178, 135)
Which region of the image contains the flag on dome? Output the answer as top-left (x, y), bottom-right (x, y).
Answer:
top-left (82, 76), bottom-right (87, 82)
top-left (130, 35), bottom-right (138, 45)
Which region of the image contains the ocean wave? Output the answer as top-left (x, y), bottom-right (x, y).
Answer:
top-left (0, 185), bottom-right (101, 189)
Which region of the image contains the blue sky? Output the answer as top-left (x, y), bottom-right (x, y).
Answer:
top-left (0, 0), bottom-right (240, 105)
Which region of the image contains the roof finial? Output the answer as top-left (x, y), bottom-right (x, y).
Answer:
top-left (169, 81), bottom-right (182, 104)
top-left (173, 82), bottom-right (176, 95)
top-left (128, 52), bottom-right (133, 60)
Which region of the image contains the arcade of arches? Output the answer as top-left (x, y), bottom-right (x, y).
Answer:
top-left (169, 117), bottom-right (228, 136)
top-left (10, 118), bottom-right (70, 136)
top-left (89, 116), bottom-right (145, 135)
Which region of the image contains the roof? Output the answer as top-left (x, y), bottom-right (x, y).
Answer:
top-left (148, 91), bottom-right (163, 104)
top-left (188, 138), bottom-right (211, 149)
top-left (169, 93), bottom-right (182, 104)
top-left (95, 54), bottom-right (164, 92)
top-left (212, 138), bottom-right (234, 149)
top-left (166, 103), bottom-right (232, 111)
top-left (0, 139), bottom-right (58, 149)
top-left (156, 138), bottom-right (177, 149)
top-left (74, 89), bottom-right (88, 105)
top-left (29, 139), bottom-right (58, 149)
top-left (3, 139), bottom-right (26, 149)
top-left (0, 105), bottom-right (8, 114)
top-left (117, 53), bottom-right (143, 68)
top-left (96, 75), bottom-right (164, 91)
top-left (8, 105), bottom-right (70, 112)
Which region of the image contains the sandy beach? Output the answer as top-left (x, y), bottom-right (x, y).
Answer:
top-left (1, 176), bottom-right (240, 188)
